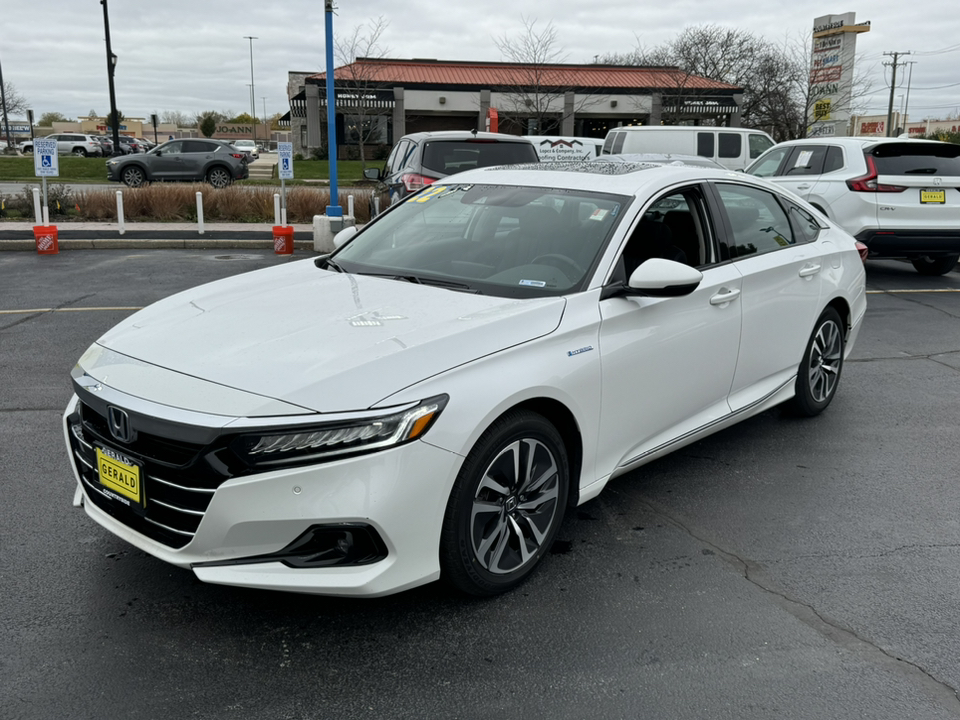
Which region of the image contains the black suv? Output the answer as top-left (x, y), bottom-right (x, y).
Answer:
top-left (106, 139), bottom-right (249, 188)
top-left (365, 131), bottom-right (539, 206)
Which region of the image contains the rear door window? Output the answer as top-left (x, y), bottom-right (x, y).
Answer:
top-left (784, 146), bottom-right (827, 176)
top-left (718, 133), bottom-right (742, 159)
top-left (697, 133), bottom-right (715, 158)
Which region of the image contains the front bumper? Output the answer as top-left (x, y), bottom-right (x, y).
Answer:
top-left (64, 393), bottom-right (462, 596)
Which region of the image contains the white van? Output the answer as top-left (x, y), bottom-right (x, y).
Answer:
top-left (526, 136), bottom-right (605, 162)
top-left (600, 126), bottom-right (775, 170)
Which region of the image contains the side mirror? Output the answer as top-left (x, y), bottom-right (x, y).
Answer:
top-left (333, 225), bottom-right (359, 249)
top-left (154, 149), bottom-right (162, 156)
top-left (627, 258), bottom-right (703, 297)
top-left (363, 167), bottom-right (382, 181)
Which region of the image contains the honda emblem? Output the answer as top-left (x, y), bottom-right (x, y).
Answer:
top-left (107, 406), bottom-right (133, 444)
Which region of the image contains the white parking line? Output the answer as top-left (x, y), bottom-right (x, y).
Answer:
top-left (866, 289), bottom-right (960, 294)
top-left (0, 306), bottom-right (143, 315)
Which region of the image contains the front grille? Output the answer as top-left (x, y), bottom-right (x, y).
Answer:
top-left (69, 401), bottom-right (242, 549)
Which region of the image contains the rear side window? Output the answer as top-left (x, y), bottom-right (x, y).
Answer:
top-left (182, 140), bottom-right (216, 153)
top-left (870, 142), bottom-right (960, 176)
top-left (697, 133), bottom-right (715, 158)
top-left (718, 133), bottom-right (742, 159)
top-left (824, 146), bottom-right (844, 173)
top-left (611, 132), bottom-right (626, 154)
top-left (749, 134), bottom-right (774, 158)
top-left (421, 141), bottom-right (538, 173)
top-left (601, 133), bottom-right (617, 154)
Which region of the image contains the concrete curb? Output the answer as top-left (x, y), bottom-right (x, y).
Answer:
top-left (0, 222), bottom-right (319, 251)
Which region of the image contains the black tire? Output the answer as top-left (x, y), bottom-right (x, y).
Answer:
top-left (911, 254), bottom-right (959, 276)
top-left (440, 410), bottom-right (568, 596)
top-left (790, 307), bottom-right (844, 417)
top-left (22, 146), bottom-right (33, 154)
top-left (207, 166), bottom-right (232, 189)
top-left (121, 166), bottom-right (147, 188)
top-left (72, 147), bottom-right (87, 157)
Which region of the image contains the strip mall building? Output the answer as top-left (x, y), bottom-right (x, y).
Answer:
top-left (284, 58), bottom-right (744, 158)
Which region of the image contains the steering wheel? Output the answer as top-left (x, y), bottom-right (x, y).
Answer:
top-left (532, 254), bottom-right (584, 279)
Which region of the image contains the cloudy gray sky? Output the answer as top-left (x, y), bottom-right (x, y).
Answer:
top-left (2, 0), bottom-right (959, 124)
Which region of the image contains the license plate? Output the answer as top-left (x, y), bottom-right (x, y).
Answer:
top-left (920, 189), bottom-right (945, 204)
top-left (96, 447), bottom-right (142, 505)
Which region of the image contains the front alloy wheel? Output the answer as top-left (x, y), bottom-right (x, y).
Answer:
top-left (207, 167), bottom-right (232, 188)
top-left (121, 166), bottom-right (146, 188)
top-left (441, 411), bottom-right (568, 596)
top-left (790, 307), bottom-right (844, 417)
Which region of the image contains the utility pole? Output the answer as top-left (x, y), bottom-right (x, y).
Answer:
top-left (883, 51), bottom-right (910, 137)
top-left (0, 50), bottom-right (12, 152)
top-left (244, 36), bottom-right (258, 147)
top-left (902, 61), bottom-right (918, 132)
top-left (101, 0), bottom-right (120, 153)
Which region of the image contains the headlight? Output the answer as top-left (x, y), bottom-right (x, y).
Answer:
top-left (235, 395), bottom-right (448, 467)
top-left (107, 160), bottom-right (118, 166)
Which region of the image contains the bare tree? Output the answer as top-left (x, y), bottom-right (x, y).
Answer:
top-left (334, 16), bottom-right (391, 167)
top-left (493, 17), bottom-right (600, 135)
top-left (161, 110), bottom-right (195, 127)
top-left (2, 80), bottom-right (27, 117)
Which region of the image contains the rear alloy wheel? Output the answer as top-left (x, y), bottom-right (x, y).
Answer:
top-left (790, 307), bottom-right (844, 417)
top-left (121, 166), bottom-right (146, 188)
top-left (72, 147), bottom-right (87, 157)
top-left (207, 167), bottom-right (232, 189)
top-left (911, 254), bottom-right (959, 276)
top-left (441, 410), bottom-right (568, 596)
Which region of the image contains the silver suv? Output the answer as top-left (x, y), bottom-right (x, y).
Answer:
top-left (19, 133), bottom-right (103, 157)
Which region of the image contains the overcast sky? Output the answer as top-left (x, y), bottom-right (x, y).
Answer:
top-left (2, 0), bottom-right (959, 125)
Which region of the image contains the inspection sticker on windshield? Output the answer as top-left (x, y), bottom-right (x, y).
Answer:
top-left (519, 279), bottom-right (547, 287)
top-left (410, 186), bottom-right (448, 203)
top-left (588, 208), bottom-right (609, 222)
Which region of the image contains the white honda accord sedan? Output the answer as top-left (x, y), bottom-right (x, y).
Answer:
top-left (64, 161), bottom-right (867, 597)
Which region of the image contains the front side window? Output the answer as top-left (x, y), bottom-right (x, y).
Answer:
top-left (334, 183), bottom-right (630, 298)
top-left (746, 147), bottom-right (790, 177)
top-left (161, 141), bottom-right (184, 154)
top-left (749, 134), bottom-right (775, 158)
top-left (716, 183), bottom-right (795, 258)
top-left (611, 132), bottom-right (626, 154)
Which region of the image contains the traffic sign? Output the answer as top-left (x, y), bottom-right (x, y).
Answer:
top-left (34, 139), bottom-right (59, 177)
top-left (278, 142), bottom-right (294, 180)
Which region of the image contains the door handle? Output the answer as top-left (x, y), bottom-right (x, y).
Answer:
top-left (798, 263), bottom-right (822, 278)
top-left (796, 183), bottom-right (811, 190)
top-left (709, 288), bottom-right (741, 306)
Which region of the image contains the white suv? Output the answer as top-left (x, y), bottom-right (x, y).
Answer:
top-left (19, 133), bottom-right (103, 157)
top-left (748, 137), bottom-right (960, 275)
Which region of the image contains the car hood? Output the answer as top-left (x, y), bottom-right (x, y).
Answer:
top-left (93, 260), bottom-right (565, 414)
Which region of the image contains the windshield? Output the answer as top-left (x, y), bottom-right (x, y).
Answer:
top-left (334, 183), bottom-right (630, 298)
top-left (421, 141), bottom-right (539, 174)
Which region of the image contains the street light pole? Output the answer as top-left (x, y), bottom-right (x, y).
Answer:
top-left (324, 0), bottom-right (342, 219)
top-left (244, 36), bottom-right (258, 147)
top-left (101, 0), bottom-right (120, 153)
top-left (262, 96), bottom-right (268, 143)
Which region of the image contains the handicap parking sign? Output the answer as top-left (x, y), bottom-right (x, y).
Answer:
top-left (34, 139), bottom-right (60, 177)
top-left (278, 142), bottom-right (294, 180)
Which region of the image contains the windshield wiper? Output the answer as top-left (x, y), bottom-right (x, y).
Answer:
top-left (358, 272), bottom-right (481, 294)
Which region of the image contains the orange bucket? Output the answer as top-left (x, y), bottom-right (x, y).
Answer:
top-left (272, 226), bottom-right (294, 255)
top-left (33, 226), bottom-right (59, 255)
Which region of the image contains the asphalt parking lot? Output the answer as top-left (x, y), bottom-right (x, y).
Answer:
top-left (1, 250), bottom-right (959, 719)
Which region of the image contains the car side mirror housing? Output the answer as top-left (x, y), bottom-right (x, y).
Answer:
top-left (333, 225), bottom-right (359, 249)
top-left (154, 149), bottom-right (162, 156)
top-left (363, 167), bottom-right (381, 181)
top-left (626, 258), bottom-right (703, 297)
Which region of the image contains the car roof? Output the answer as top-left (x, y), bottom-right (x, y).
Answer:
top-left (401, 131), bottom-right (535, 145)
top-left (433, 160), bottom-right (753, 196)
top-left (773, 136), bottom-right (950, 148)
